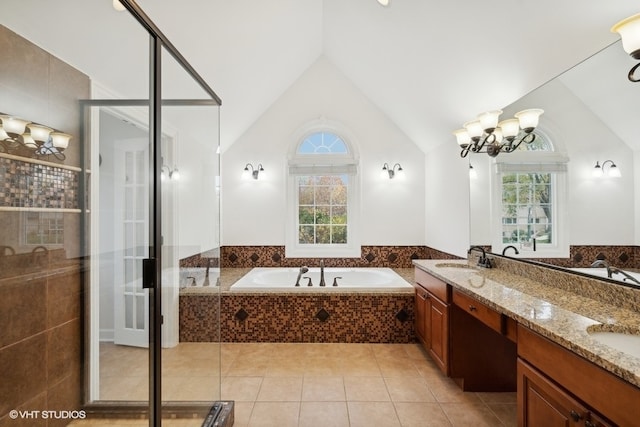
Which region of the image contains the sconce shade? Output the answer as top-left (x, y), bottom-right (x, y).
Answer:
top-left (514, 109), bottom-right (544, 131)
top-left (452, 129), bottom-right (471, 146)
top-left (27, 123), bottom-right (53, 142)
top-left (113, 0), bottom-right (126, 11)
top-left (21, 134), bottom-right (37, 148)
top-left (612, 13), bottom-right (640, 59)
top-left (477, 110), bottom-right (502, 132)
top-left (50, 132), bottom-right (71, 149)
top-left (377, 0), bottom-right (390, 6)
top-left (0, 126), bottom-right (9, 140)
top-left (0, 115), bottom-right (28, 135)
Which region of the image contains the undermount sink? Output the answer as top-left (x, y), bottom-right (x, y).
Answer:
top-left (434, 262), bottom-right (478, 270)
top-left (588, 329), bottom-right (640, 359)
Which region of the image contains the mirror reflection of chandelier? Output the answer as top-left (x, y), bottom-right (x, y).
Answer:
top-left (0, 114), bottom-right (71, 161)
top-left (452, 108), bottom-right (544, 158)
top-left (611, 13), bottom-right (640, 82)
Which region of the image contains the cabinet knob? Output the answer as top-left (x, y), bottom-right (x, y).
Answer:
top-left (469, 305), bottom-right (477, 312)
top-left (569, 410), bottom-right (582, 422)
top-left (585, 421), bottom-right (596, 427)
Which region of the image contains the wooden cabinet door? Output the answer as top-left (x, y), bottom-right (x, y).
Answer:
top-left (427, 293), bottom-right (448, 375)
top-left (415, 287), bottom-right (427, 344)
top-left (518, 358), bottom-right (589, 427)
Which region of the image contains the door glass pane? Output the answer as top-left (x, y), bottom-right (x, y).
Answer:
top-left (160, 45), bottom-right (222, 410)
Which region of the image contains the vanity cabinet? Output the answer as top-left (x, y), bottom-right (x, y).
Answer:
top-left (414, 268), bottom-right (450, 375)
top-left (518, 325), bottom-right (638, 427)
top-left (450, 288), bottom-right (517, 391)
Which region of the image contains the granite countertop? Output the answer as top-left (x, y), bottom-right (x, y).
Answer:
top-left (413, 259), bottom-right (640, 388)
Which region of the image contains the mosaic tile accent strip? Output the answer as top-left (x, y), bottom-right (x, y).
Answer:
top-left (220, 245), bottom-right (432, 268)
top-left (179, 293), bottom-right (415, 343)
top-left (0, 158), bottom-right (79, 209)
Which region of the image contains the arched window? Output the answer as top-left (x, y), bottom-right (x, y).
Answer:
top-left (492, 130), bottom-right (569, 258)
top-left (286, 130), bottom-right (360, 258)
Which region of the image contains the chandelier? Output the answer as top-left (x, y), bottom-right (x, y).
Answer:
top-left (452, 108), bottom-right (544, 158)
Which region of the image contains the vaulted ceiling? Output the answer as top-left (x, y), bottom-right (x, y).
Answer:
top-left (2, 0), bottom-right (637, 153)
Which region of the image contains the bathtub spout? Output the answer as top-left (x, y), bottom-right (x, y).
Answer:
top-left (319, 260), bottom-right (326, 287)
top-left (295, 266), bottom-right (309, 287)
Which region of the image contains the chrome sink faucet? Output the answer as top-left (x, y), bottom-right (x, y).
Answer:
top-left (319, 259), bottom-right (326, 287)
top-left (590, 259), bottom-right (612, 277)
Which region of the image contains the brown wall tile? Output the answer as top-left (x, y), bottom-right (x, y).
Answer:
top-left (0, 277), bottom-right (47, 348)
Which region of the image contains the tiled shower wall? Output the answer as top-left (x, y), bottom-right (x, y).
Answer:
top-left (0, 24), bottom-right (89, 426)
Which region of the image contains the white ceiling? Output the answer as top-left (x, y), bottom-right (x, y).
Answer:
top-left (1, 0), bottom-right (637, 153)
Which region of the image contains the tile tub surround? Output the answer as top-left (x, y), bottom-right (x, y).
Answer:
top-left (413, 259), bottom-right (640, 388)
top-left (179, 268), bottom-right (416, 343)
top-left (219, 245), bottom-right (461, 269)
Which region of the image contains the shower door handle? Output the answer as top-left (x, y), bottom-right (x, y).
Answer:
top-left (142, 258), bottom-right (156, 289)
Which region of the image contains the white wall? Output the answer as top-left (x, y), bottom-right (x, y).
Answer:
top-left (424, 142), bottom-right (470, 258)
top-left (221, 56), bottom-right (425, 247)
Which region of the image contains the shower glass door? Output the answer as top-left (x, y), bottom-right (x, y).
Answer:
top-left (81, 1), bottom-right (222, 424)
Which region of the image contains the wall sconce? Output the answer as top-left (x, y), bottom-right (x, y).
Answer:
top-left (381, 163), bottom-right (403, 179)
top-left (453, 108), bottom-right (544, 158)
top-left (0, 114), bottom-right (71, 161)
top-left (161, 165), bottom-right (180, 181)
top-left (611, 13), bottom-right (640, 82)
top-left (593, 160), bottom-right (621, 178)
top-left (243, 163), bottom-right (264, 180)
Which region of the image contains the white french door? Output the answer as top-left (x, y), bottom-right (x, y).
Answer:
top-left (113, 140), bottom-right (150, 347)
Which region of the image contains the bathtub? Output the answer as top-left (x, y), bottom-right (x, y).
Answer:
top-left (230, 267), bottom-right (413, 292)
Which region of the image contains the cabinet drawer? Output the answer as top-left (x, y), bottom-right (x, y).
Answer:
top-left (415, 267), bottom-right (449, 302)
top-left (452, 289), bottom-right (503, 334)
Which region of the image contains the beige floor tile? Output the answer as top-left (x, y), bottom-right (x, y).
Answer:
top-left (371, 343), bottom-right (412, 359)
top-left (376, 357), bottom-right (421, 377)
top-left (339, 356), bottom-right (381, 376)
top-left (99, 375), bottom-right (148, 401)
top-left (247, 402), bottom-right (299, 427)
top-left (303, 356), bottom-right (343, 376)
top-left (384, 376), bottom-right (436, 402)
top-left (299, 401), bottom-right (350, 427)
top-left (440, 402), bottom-right (503, 427)
top-left (162, 375), bottom-right (219, 401)
top-left (347, 402), bottom-right (401, 427)
top-left (476, 391), bottom-right (517, 404)
top-left (221, 376), bottom-right (263, 402)
top-left (425, 376), bottom-right (482, 404)
top-left (401, 343), bottom-right (430, 360)
top-left (264, 357), bottom-right (306, 377)
top-left (226, 356), bottom-right (270, 376)
top-left (301, 376), bottom-right (346, 401)
top-left (487, 403), bottom-right (518, 427)
top-left (344, 376), bottom-right (390, 401)
top-left (231, 401), bottom-right (254, 427)
top-left (256, 376), bottom-right (303, 402)
top-left (394, 402), bottom-right (452, 426)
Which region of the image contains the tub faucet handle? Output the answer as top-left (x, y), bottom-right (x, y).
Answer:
top-left (304, 276), bottom-right (313, 287)
top-left (332, 277), bottom-right (342, 287)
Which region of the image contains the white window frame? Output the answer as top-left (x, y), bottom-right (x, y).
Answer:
top-left (285, 123), bottom-right (361, 258)
top-left (491, 149), bottom-right (569, 258)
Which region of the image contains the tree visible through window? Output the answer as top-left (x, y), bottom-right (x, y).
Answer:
top-left (287, 130), bottom-right (359, 256)
top-left (501, 172), bottom-right (552, 245)
top-left (297, 175), bottom-right (348, 244)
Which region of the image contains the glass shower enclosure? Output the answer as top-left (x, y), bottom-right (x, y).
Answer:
top-left (1, 0), bottom-right (223, 425)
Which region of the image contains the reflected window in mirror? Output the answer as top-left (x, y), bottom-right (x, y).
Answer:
top-left (491, 131), bottom-right (569, 258)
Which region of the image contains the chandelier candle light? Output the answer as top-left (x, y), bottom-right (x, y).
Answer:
top-left (453, 108), bottom-right (544, 158)
top-left (611, 13), bottom-right (640, 82)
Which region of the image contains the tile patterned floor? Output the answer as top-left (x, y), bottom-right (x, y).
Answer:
top-left (70, 342), bottom-right (517, 426)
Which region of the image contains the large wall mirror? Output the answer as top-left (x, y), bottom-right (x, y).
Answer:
top-left (469, 39), bottom-right (640, 284)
